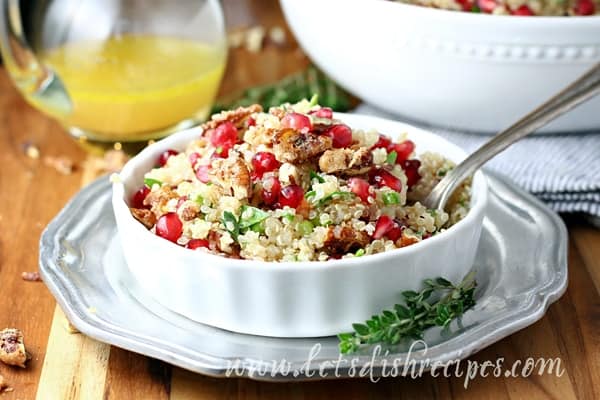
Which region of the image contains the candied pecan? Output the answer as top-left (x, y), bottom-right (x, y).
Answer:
top-left (130, 208), bottom-right (157, 229)
top-left (321, 225), bottom-right (370, 256)
top-left (143, 186), bottom-right (178, 215)
top-left (210, 152), bottom-right (252, 200)
top-left (201, 104), bottom-right (263, 131)
top-left (177, 201), bottom-right (200, 221)
top-left (0, 328), bottom-right (27, 368)
top-left (318, 147), bottom-right (373, 176)
top-left (272, 129), bottom-right (332, 163)
top-left (397, 233), bottom-right (419, 248)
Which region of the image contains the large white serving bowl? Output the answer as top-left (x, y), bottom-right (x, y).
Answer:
top-left (112, 113), bottom-right (488, 337)
top-left (280, 0), bottom-right (600, 133)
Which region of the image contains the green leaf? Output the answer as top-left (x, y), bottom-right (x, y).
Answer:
top-left (222, 211), bottom-right (240, 241)
top-left (309, 170), bottom-right (325, 183)
top-left (144, 178), bottom-right (162, 188)
top-left (386, 151), bottom-right (398, 165)
top-left (308, 93), bottom-right (319, 106)
top-left (352, 323), bottom-right (370, 336)
top-left (436, 277), bottom-right (452, 287)
top-left (382, 191), bottom-right (401, 205)
top-left (239, 205), bottom-right (269, 229)
top-left (305, 190), bottom-right (316, 199)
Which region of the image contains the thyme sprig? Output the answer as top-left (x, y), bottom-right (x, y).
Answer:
top-left (338, 272), bottom-right (477, 354)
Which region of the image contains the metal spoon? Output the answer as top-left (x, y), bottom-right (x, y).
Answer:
top-left (423, 61), bottom-right (600, 211)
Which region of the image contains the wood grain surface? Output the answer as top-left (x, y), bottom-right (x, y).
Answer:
top-left (0, 1), bottom-right (599, 399)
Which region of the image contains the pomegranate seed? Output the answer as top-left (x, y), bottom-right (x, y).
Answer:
top-left (131, 186), bottom-right (150, 209)
top-left (279, 184), bottom-right (304, 208)
top-left (157, 149), bottom-right (178, 167)
top-left (478, 0), bottom-right (497, 12)
top-left (370, 168), bottom-right (402, 192)
top-left (574, 0), bottom-right (595, 14)
top-left (247, 116), bottom-right (256, 127)
top-left (187, 238), bottom-right (209, 249)
top-left (323, 124), bottom-right (353, 148)
top-left (387, 223), bottom-right (404, 241)
top-left (156, 212), bottom-right (183, 243)
top-left (281, 112), bottom-right (312, 132)
top-left (262, 176), bottom-right (281, 206)
top-left (211, 121), bottom-right (238, 148)
top-left (310, 107), bottom-right (333, 119)
top-left (176, 196), bottom-right (188, 209)
top-left (511, 4), bottom-right (534, 15)
top-left (402, 159), bottom-right (421, 188)
top-left (373, 215), bottom-right (394, 239)
top-left (212, 143), bottom-right (232, 158)
top-left (195, 164), bottom-right (211, 183)
top-left (252, 152), bottom-right (281, 177)
top-left (456, 0), bottom-right (473, 10)
top-left (347, 177), bottom-right (372, 203)
top-left (390, 140), bottom-right (415, 163)
top-left (372, 134), bottom-right (392, 150)
top-left (189, 152), bottom-right (201, 167)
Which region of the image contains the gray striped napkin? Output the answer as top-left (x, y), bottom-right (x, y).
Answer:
top-left (354, 104), bottom-right (600, 219)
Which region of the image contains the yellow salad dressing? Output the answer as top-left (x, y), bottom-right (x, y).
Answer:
top-left (41, 35), bottom-right (226, 138)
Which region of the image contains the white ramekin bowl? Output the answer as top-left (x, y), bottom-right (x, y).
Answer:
top-left (280, 0), bottom-right (600, 133)
top-left (112, 113), bottom-right (488, 337)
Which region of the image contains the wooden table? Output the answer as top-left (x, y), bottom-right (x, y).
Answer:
top-left (1, 1), bottom-right (599, 398)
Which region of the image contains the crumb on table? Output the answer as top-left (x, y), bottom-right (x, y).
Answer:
top-left (21, 271), bottom-right (41, 282)
top-left (43, 155), bottom-right (74, 175)
top-left (0, 328), bottom-right (28, 368)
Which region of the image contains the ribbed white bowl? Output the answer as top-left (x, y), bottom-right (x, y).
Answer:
top-left (280, 0), bottom-right (600, 133)
top-left (112, 113), bottom-right (487, 337)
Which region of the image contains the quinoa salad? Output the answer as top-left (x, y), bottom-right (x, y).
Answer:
top-left (128, 100), bottom-right (470, 262)
top-left (394, 0), bottom-right (599, 15)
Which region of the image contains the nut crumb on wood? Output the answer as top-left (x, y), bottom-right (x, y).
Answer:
top-left (0, 328), bottom-right (28, 368)
top-left (23, 142), bottom-right (40, 159)
top-left (21, 271), bottom-right (41, 282)
top-left (43, 155), bottom-right (74, 175)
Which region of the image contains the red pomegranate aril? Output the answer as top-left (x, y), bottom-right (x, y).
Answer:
top-left (387, 223), bottom-right (403, 241)
top-left (371, 169), bottom-right (402, 192)
top-left (195, 164), bottom-right (211, 183)
top-left (212, 142), bottom-right (232, 158)
top-left (323, 124), bottom-right (353, 148)
top-left (187, 238), bottom-right (210, 250)
top-left (279, 184), bottom-right (304, 209)
top-left (373, 215), bottom-right (394, 239)
top-left (511, 4), bottom-right (534, 15)
top-left (157, 149), bottom-right (179, 167)
top-left (372, 134), bottom-right (392, 149)
top-left (456, 0), bottom-right (473, 11)
top-left (247, 116), bottom-right (256, 127)
top-left (311, 107), bottom-right (333, 119)
top-left (478, 0), bottom-right (497, 12)
top-left (348, 177), bottom-right (372, 203)
top-left (262, 176), bottom-right (281, 205)
top-left (156, 212), bottom-right (183, 243)
top-left (574, 0), bottom-right (595, 14)
top-left (211, 121), bottom-right (238, 148)
top-left (131, 186), bottom-right (150, 209)
top-left (402, 159), bottom-right (422, 188)
top-left (390, 140), bottom-right (415, 163)
top-left (281, 112), bottom-right (313, 132)
top-left (189, 152), bottom-right (201, 167)
top-left (252, 151), bottom-right (281, 177)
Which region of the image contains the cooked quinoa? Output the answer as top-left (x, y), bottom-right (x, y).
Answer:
top-left (394, 0), bottom-right (599, 15)
top-left (128, 100), bottom-right (471, 262)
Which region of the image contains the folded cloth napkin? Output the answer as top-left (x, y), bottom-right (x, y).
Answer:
top-left (354, 104), bottom-right (600, 219)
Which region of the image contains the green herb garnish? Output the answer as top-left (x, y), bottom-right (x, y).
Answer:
top-left (338, 272), bottom-right (477, 354)
top-left (310, 171), bottom-right (325, 184)
top-left (308, 93), bottom-right (319, 107)
top-left (305, 190), bottom-right (316, 199)
top-left (382, 191), bottom-right (401, 205)
top-left (315, 191), bottom-right (355, 206)
top-left (194, 195), bottom-right (204, 206)
top-left (355, 248), bottom-right (365, 257)
top-left (471, 5), bottom-right (481, 12)
top-left (239, 205), bottom-right (269, 229)
top-left (283, 213), bottom-right (296, 223)
top-left (144, 178), bottom-right (162, 188)
top-left (222, 211), bottom-right (240, 241)
top-left (386, 151), bottom-right (398, 165)
top-left (298, 220), bottom-right (314, 236)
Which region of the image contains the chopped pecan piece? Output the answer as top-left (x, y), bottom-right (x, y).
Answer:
top-left (318, 147), bottom-right (373, 176)
top-left (143, 186), bottom-right (178, 215)
top-left (130, 208), bottom-right (157, 229)
top-left (209, 152), bottom-right (252, 200)
top-left (321, 225), bottom-right (370, 256)
top-left (0, 328), bottom-right (27, 368)
top-left (201, 104), bottom-right (263, 131)
top-left (272, 129), bottom-right (332, 163)
top-left (177, 201), bottom-right (200, 221)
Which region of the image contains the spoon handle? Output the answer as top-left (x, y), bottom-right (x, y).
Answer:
top-left (424, 61), bottom-right (600, 211)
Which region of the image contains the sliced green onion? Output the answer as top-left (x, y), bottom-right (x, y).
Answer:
top-left (355, 248), bottom-right (365, 257)
top-left (310, 171), bottom-right (325, 184)
top-left (298, 220), bottom-right (314, 236)
top-left (308, 93), bottom-right (319, 107)
top-left (386, 151), bottom-right (398, 165)
top-left (194, 195), bottom-right (204, 205)
top-left (144, 177), bottom-right (162, 188)
top-left (305, 190), bottom-right (316, 199)
top-left (283, 213), bottom-right (295, 223)
top-left (383, 191), bottom-right (401, 205)
top-left (317, 191), bottom-right (354, 205)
